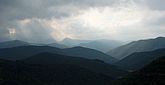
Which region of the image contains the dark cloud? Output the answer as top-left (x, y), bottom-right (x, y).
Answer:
top-left (0, 0), bottom-right (48, 21)
top-left (1, 0), bottom-right (164, 21)
top-left (0, 0), bottom-right (115, 21)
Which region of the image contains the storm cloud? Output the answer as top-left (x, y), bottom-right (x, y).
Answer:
top-left (0, 0), bottom-right (165, 43)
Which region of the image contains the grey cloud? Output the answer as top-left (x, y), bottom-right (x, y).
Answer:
top-left (148, 17), bottom-right (165, 26)
top-left (0, 0), bottom-right (49, 20)
top-left (0, 28), bottom-right (10, 42)
top-left (0, 0), bottom-right (165, 42)
top-left (0, 0), bottom-right (115, 42)
top-left (0, 19), bottom-right (55, 43)
top-left (143, 0), bottom-right (165, 10)
top-left (1, 0), bottom-right (164, 22)
top-left (14, 19), bottom-right (56, 43)
top-left (0, 0), bottom-right (115, 20)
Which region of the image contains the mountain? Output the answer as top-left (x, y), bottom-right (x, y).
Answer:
top-left (115, 48), bottom-right (165, 71)
top-left (0, 45), bottom-right (117, 64)
top-left (0, 40), bottom-right (29, 49)
top-left (0, 40), bottom-right (69, 49)
top-left (47, 43), bottom-right (68, 48)
top-left (0, 59), bottom-right (112, 85)
top-left (61, 38), bottom-right (123, 52)
top-left (23, 52), bottom-right (127, 78)
top-left (112, 55), bottom-right (165, 85)
top-left (78, 40), bottom-right (122, 52)
top-left (0, 46), bottom-right (62, 60)
top-left (63, 46), bottom-right (118, 64)
top-left (60, 38), bottom-right (91, 46)
top-left (107, 37), bottom-right (165, 59)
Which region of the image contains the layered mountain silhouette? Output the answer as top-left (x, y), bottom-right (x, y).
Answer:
top-left (115, 48), bottom-right (165, 71)
top-left (0, 45), bottom-right (117, 64)
top-left (0, 58), bottom-right (112, 85)
top-left (1, 37), bottom-right (164, 85)
top-left (78, 40), bottom-right (122, 52)
top-left (112, 55), bottom-right (165, 85)
top-left (23, 52), bottom-right (126, 78)
top-left (63, 46), bottom-right (118, 63)
top-left (61, 38), bottom-right (122, 52)
top-left (0, 40), bottom-right (29, 49)
top-left (47, 43), bottom-right (68, 48)
top-left (108, 37), bottom-right (165, 59)
top-left (0, 46), bottom-right (62, 60)
top-left (60, 38), bottom-right (91, 46)
top-left (0, 40), bottom-right (68, 49)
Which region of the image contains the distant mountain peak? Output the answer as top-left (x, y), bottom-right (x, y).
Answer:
top-left (1, 40), bottom-right (27, 43)
top-left (0, 40), bottom-right (29, 49)
top-left (155, 36), bottom-right (165, 39)
top-left (69, 46), bottom-right (89, 49)
top-left (62, 37), bottom-right (75, 41)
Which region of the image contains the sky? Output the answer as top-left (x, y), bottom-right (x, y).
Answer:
top-left (0, 0), bottom-right (165, 43)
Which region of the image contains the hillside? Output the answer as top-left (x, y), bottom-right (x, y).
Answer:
top-left (78, 40), bottom-right (122, 52)
top-left (112, 55), bottom-right (165, 85)
top-left (0, 46), bottom-right (62, 60)
top-left (116, 48), bottom-right (165, 71)
top-left (0, 59), bottom-right (112, 85)
top-left (23, 52), bottom-right (126, 78)
top-left (108, 37), bottom-right (165, 59)
top-left (0, 45), bottom-right (116, 64)
top-left (63, 46), bottom-right (118, 64)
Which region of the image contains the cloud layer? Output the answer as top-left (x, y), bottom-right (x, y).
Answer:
top-left (0, 0), bottom-right (165, 43)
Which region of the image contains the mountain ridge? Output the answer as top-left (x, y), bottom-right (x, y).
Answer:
top-left (115, 48), bottom-right (165, 71)
top-left (0, 58), bottom-right (112, 85)
top-left (112, 55), bottom-right (165, 85)
top-left (107, 37), bottom-right (165, 59)
top-left (63, 46), bottom-right (118, 63)
top-left (0, 45), bottom-right (116, 64)
top-left (22, 52), bottom-right (126, 78)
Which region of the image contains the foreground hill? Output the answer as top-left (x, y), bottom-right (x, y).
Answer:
top-left (0, 59), bottom-right (112, 85)
top-left (112, 55), bottom-right (165, 85)
top-left (108, 37), bottom-right (165, 59)
top-left (0, 46), bottom-right (117, 64)
top-left (116, 48), bottom-right (165, 71)
top-left (23, 52), bottom-right (126, 78)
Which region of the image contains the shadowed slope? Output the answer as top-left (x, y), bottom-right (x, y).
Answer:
top-left (0, 59), bottom-right (112, 85)
top-left (23, 52), bottom-right (127, 78)
top-left (116, 48), bottom-right (165, 71)
top-left (112, 55), bottom-right (165, 85)
top-left (108, 37), bottom-right (165, 59)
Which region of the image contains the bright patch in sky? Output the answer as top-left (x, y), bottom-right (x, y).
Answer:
top-left (8, 28), bottom-right (16, 40)
top-left (46, 1), bottom-right (165, 41)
